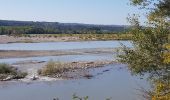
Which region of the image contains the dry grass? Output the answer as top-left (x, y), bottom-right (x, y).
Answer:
top-left (0, 63), bottom-right (27, 80)
top-left (31, 33), bottom-right (132, 41)
top-left (38, 60), bottom-right (69, 76)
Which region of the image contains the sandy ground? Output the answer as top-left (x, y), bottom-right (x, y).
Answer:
top-left (0, 35), bottom-right (79, 44)
top-left (0, 49), bottom-right (116, 81)
top-left (0, 48), bottom-right (115, 59)
top-left (11, 60), bottom-right (116, 82)
top-left (0, 36), bottom-right (117, 81)
top-left (0, 48), bottom-right (117, 82)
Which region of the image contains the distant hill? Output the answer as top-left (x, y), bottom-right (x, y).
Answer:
top-left (0, 20), bottom-right (129, 35)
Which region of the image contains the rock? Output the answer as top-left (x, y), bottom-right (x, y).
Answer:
top-left (2, 75), bottom-right (13, 81)
top-left (83, 74), bottom-right (93, 79)
top-left (72, 62), bottom-right (78, 63)
top-left (31, 76), bottom-right (39, 80)
top-left (103, 69), bottom-right (110, 72)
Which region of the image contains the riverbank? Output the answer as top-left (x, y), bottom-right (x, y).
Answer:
top-left (0, 34), bottom-right (132, 44)
top-left (0, 48), bottom-right (115, 59)
top-left (41, 60), bottom-right (116, 79)
top-left (0, 60), bottom-right (117, 82)
top-left (0, 40), bottom-right (121, 82)
top-left (0, 48), bottom-right (117, 81)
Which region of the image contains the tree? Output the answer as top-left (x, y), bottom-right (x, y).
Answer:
top-left (118, 0), bottom-right (170, 99)
top-left (130, 0), bottom-right (170, 17)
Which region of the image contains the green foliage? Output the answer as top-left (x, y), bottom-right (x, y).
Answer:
top-left (53, 94), bottom-right (112, 100)
top-left (0, 26), bottom-right (32, 36)
top-left (118, 23), bottom-right (169, 76)
top-left (118, 21), bottom-right (170, 100)
top-left (72, 94), bottom-right (89, 100)
top-left (0, 63), bottom-right (15, 74)
top-left (33, 33), bottom-right (132, 41)
top-left (0, 63), bottom-right (27, 80)
top-left (0, 20), bottom-right (129, 35)
top-left (130, 0), bottom-right (170, 18)
top-left (0, 25), bottom-right (130, 37)
top-left (119, 0), bottom-right (170, 99)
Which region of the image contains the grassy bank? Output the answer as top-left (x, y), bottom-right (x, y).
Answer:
top-left (27, 33), bottom-right (132, 41)
top-left (0, 63), bottom-right (27, 81)
top-left (0, 33), bottom-right (132, 44)
top-left (38, 60), bottom-right (114, 79)
top-left (38, 60), bottom-right (69, 76)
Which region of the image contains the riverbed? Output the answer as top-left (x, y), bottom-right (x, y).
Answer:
top-left (0, 40), bottom-right (149, 100)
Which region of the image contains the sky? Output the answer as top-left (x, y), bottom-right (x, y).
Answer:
top-left (0, 0), bottom-right (146, 25)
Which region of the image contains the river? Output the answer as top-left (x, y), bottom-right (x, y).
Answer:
top-left (0, 40), bottom-right (149, 100)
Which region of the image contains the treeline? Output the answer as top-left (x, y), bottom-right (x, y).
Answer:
top-left (0, 20), bottom-right (129, 35)
top-left (0, 26), bottom-right (60, 35)
top-left (0, 26), bottom-right (108, 35)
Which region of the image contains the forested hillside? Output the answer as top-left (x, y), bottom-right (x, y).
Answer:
top-left (0, 20), bottom-right (129, 35)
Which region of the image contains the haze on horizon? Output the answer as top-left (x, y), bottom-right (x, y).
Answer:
top-left (0, 0), bottom-right (145, 25)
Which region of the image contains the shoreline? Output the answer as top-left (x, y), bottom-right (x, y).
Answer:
top-left (2, 60), bottom-right (117, 82)
top-left (0, 34), bottom-right (131, 44)
top-left (0, 36), bottom-right (120, 82)
top-left (38, 60), bottom-right (117, 80)
top-left (0, 48), bottom-right (116, 59)
top-left (0, 48), bottom-right (117, 82)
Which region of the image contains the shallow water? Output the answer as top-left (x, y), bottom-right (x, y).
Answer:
top-left (0, 54), bottom-right (115, 64)
top-left (0, 41), bottom-right (149, 100)
top-left (0, 40), bottom-right (132, 50)
top-left (0, 64), bottom-right (149, 100)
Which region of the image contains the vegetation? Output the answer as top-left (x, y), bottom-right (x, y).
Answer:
top-left (130, 0), bottom-right (170, 18)
top-left (0, 63), bottom-right (27, 81)
top-left (38, 60), bottom-right (68, 76)
top-left (30, 33), bottom-right (132, 40)
top-left (119, 20), bottom-right (170, 100)
top-left (118, 0), bottom-right (170, 99)
top-left (53, 94), bottom-right (111, 100)
top-left (38, 60), bottom-right (110, 79)
top-left (0, 20), bottom-right (131, 41)
top-left (0, 20), bottom-right (129, 36)
top-left (72, 94), bottom-right (89, 100)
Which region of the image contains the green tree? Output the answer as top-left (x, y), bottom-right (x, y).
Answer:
top-left (130, 0), bottom-right (170, 17)
top-left (118, 0), bottom-right (170, 99)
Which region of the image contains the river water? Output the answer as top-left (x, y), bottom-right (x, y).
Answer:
top-left (0, 40), bottom-right (132, 50)
top-left (0, 41), bottom-right (149, 100)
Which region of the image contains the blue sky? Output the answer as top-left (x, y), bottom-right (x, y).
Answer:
top-left (0, 0), bottom-right (146, 25)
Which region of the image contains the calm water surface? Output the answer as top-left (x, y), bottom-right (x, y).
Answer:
top-left (0, 64), bottom-right (149, 100)
top-left (0, 41), bottom-right (149, 100)
top-left (0, 54), bottom-right (115, 64)
top-left (0, 41), bottom-right (132, 50)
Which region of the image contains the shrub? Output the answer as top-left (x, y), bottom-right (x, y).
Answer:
top-left (0, 63), bottom-right (27, 80)
top-left (13, 71), bottom-right (28, 79)
top-left (0, 63), bottom-right (16, 74)
top-left (38, 60), bottom-right (68, 76)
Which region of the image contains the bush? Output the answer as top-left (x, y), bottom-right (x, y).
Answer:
top-left (0, 63), bottom-right (27, 80)
top-left (13, 71), bottom-right (28, 79)
top-left (0, 63), bottom-right (16, 74)
top-left (38, 60), bottom-right (68, 76)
